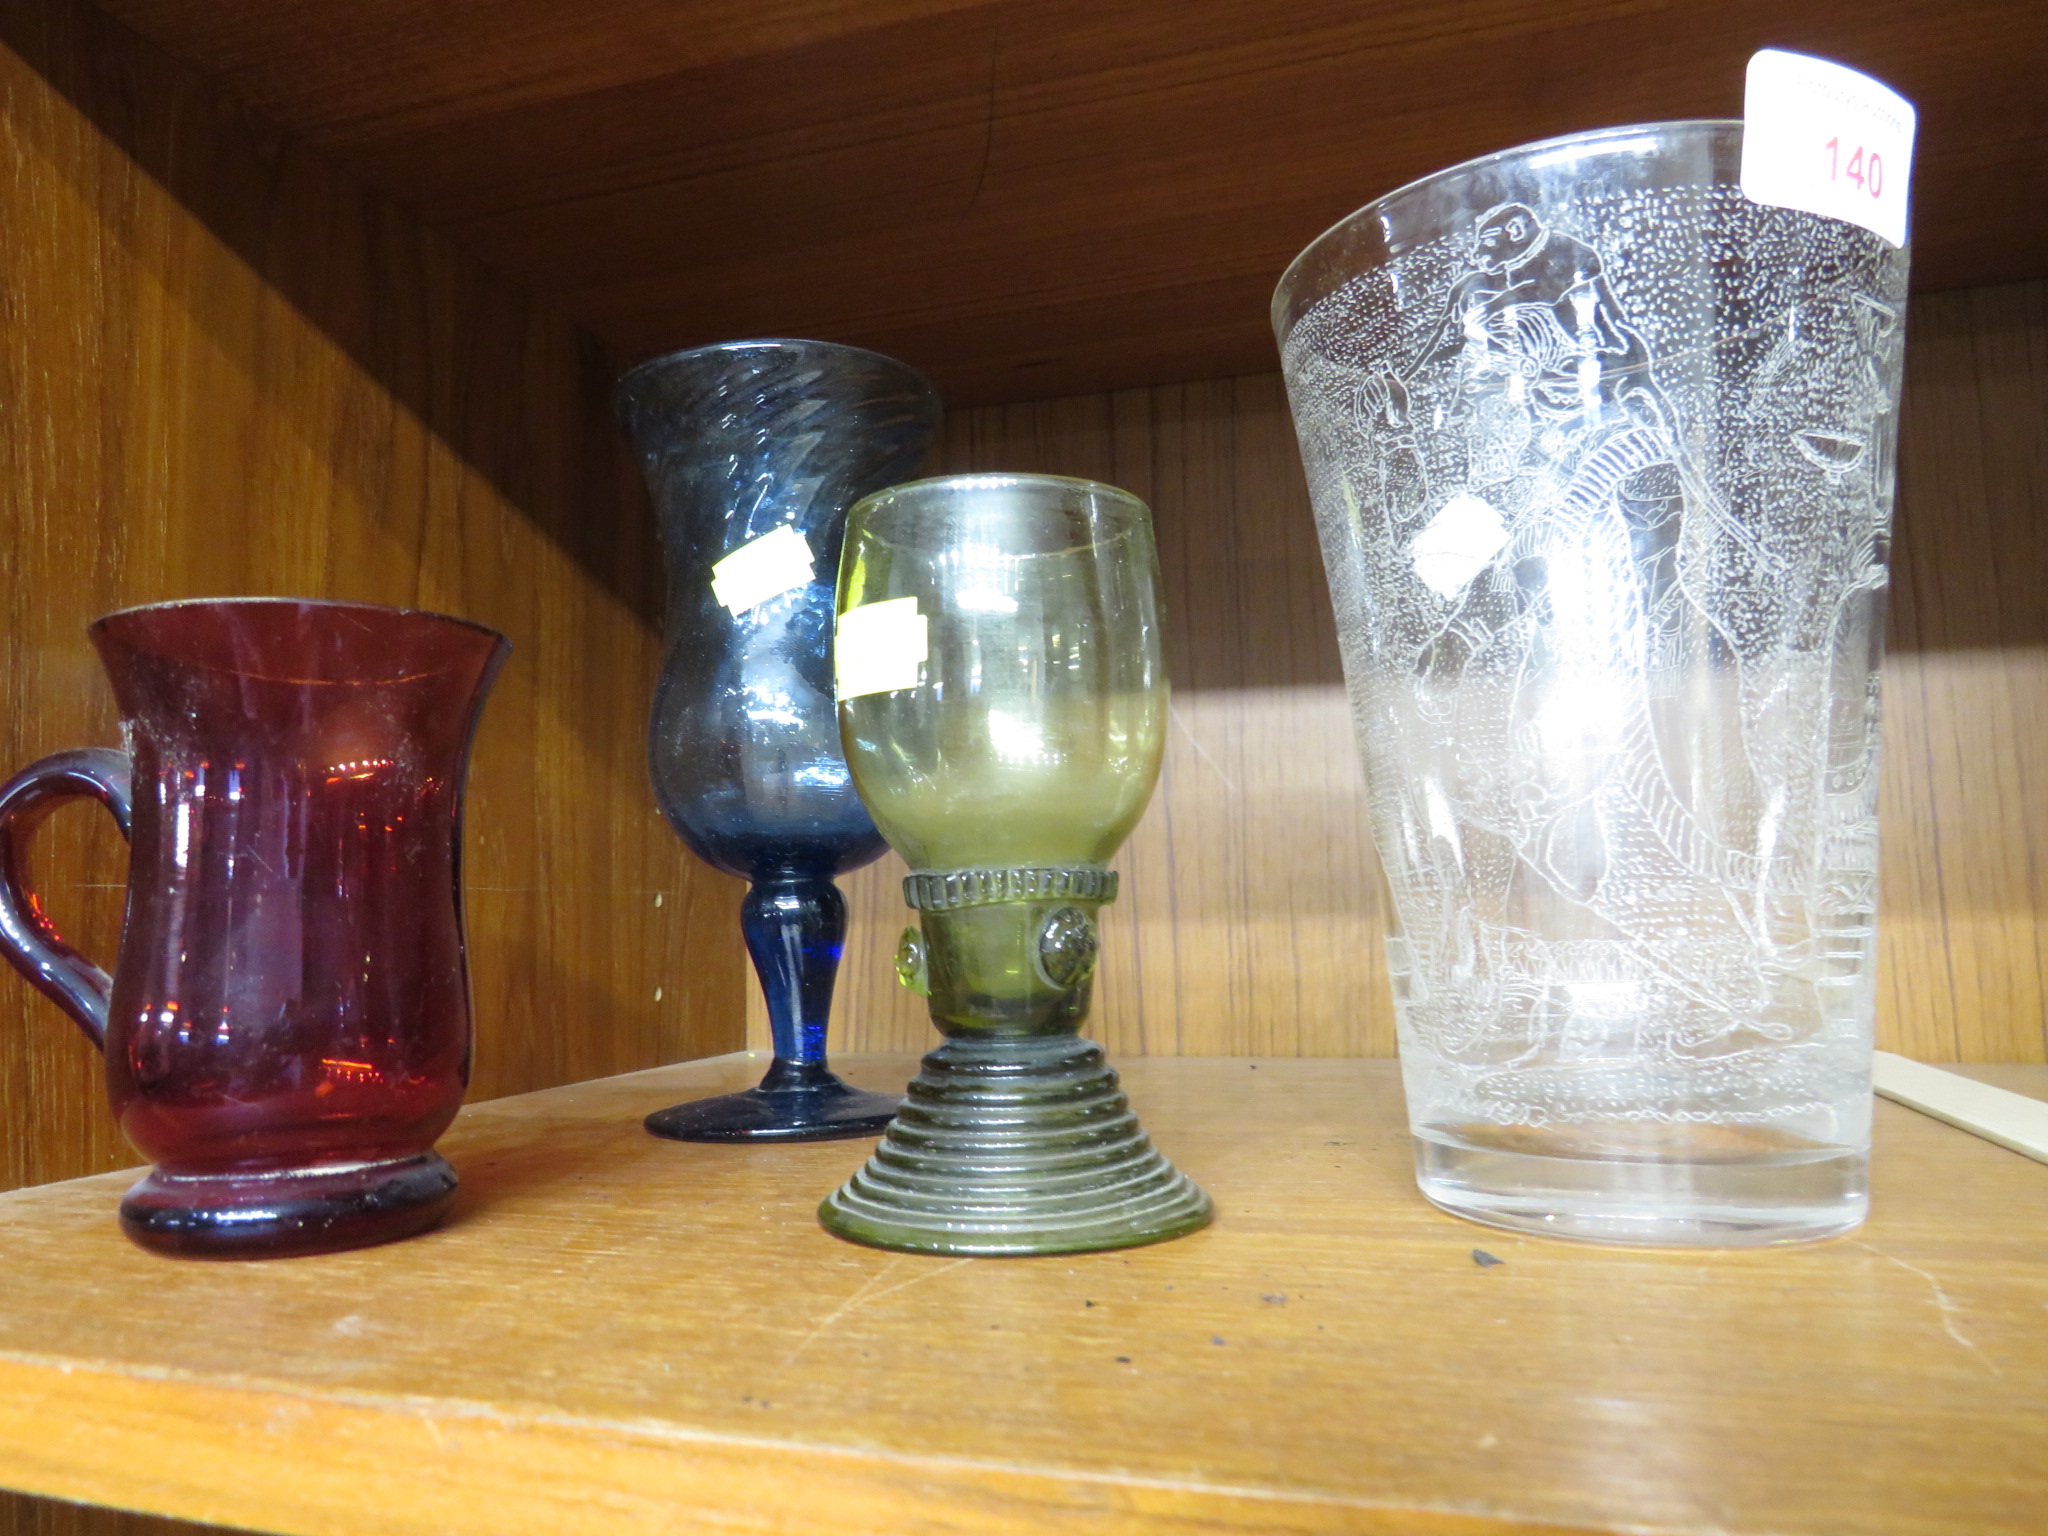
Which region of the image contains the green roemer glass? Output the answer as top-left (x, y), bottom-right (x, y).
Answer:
top-left (819, 473), bottom-right (1213, 1255)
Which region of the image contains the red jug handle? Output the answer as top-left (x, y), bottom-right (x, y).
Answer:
top-left (0, 748), bottom-right (133, 1048)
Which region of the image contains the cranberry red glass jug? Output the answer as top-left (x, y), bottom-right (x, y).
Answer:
top-left (0, 599), bottom-right (508, 1257)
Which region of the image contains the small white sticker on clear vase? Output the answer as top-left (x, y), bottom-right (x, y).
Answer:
top-left (1412, 492), bottom-right (1508, 601)
top-left (1740, 49), bottom-right (1915, 248)
top-left (835, 597), bottom-right (928, 700)
top-left (710, 523), bottom-right (815, 614)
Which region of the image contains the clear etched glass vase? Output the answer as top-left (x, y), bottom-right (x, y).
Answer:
top-left (819, 473), bottom-right (1212, 1254)
top-left (1273, 123), bottom-right (1911, 1244)
top-left (615, 339), bottom-right (941, 1142)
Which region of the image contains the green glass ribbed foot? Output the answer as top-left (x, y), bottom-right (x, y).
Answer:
top-left (818, 1036), bottom-right (1212, 1255)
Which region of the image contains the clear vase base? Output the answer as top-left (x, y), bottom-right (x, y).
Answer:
top-left (819, 1036), bottom-right (1212, 1256)
top-left (1413, 1127), bottom-right (1867, 1248)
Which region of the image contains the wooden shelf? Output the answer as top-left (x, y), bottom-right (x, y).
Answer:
top-left (0, 1052), bottom-right (2041, 1536)
top-left (83, 0), bottom-right (2048, 403)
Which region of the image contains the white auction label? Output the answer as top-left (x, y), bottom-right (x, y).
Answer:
top-left (835, 596), bottom-right (928, 700)
top-left (709, 523), bottom-right (815, 615)
top-left (1741, 49), bottom-right (1915, 248)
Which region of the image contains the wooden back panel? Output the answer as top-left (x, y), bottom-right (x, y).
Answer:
top-left (822, 282), bottom-right (2048, 1063)
top-left (85, 0), bottom-right (2048, 405)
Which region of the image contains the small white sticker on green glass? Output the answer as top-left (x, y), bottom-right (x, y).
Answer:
top-left (835, 597), bottom-right (928, 700)
top-left (710, 524), bottom-right (815, 614)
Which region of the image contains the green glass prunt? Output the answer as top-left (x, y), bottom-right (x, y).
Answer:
top-left (820, 474), bottom-right (1212, 1255)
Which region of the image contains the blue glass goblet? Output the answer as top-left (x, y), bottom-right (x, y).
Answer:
top-left (615, 339), bottom-right (941, 1140)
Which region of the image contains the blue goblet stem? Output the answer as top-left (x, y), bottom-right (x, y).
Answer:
top-left (743, 874), bottom-right (848, 1093)
top-left (642, 867), bottom-right (898, 1141)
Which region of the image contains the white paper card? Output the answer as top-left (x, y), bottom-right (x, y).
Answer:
top-left (709, 524), bottom-right (815, 614)
top-left (1873, 1052), bottom-right (2048, 1167)
top-left (1741, 49), bottom-right (1915, 248)
top-left (835, 596), bottom-right (928, 700)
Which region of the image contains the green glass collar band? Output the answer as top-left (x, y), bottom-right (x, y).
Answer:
top-left (902, 866), bottom-right (1119, 912)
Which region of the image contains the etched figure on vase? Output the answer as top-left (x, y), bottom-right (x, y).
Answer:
top-left (1368, 201), bottom-right (1698, 692)
top-left (1356, 194), bottom-right (1859, 1072)
top-left (615, 339), bottom-right (942, 1141)
top-left (1276, 121), bottom-right (1911, 1243)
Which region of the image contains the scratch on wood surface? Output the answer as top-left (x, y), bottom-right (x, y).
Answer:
top-left (1853, 1239), bottom-right (2001, 1375)
top-left (781, 1257), bottom-right (973, 1366)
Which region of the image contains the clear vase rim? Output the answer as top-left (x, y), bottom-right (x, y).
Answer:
top-left (1273, 118), bottom-right (1745, 332)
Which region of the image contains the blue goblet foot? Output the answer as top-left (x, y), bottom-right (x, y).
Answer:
top-left (644, 1060), bottom-right (900, 1144)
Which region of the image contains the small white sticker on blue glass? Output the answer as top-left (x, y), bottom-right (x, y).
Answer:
top-left (710, 524), bottom-right (815, 615)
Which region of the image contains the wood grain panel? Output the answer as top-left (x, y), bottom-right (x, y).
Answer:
top-left (1879, 279), bottom-right (2048, 1062)
top-left (0, 0), bottom-right (745, 1215)
top-left (85, 0), bottom-right (2048, 405)
top-left (820, 281), bottom-right (2048, 1064)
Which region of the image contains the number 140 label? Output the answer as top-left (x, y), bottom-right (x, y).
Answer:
top-left (1741, 49), bottom-right (1915, 249)
top-left (1826, 137), bottom-right (1886, 200)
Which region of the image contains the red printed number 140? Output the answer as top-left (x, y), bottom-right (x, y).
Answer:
top-left (1824, 137), bottom-right (1886, 199)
